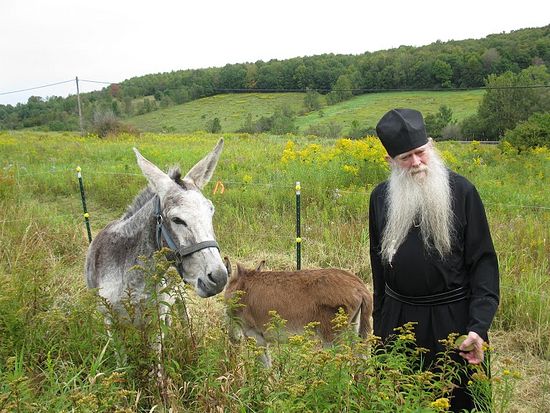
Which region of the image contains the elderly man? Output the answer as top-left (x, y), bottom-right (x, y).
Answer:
top-left (369, 108), bottom-right (499, 411)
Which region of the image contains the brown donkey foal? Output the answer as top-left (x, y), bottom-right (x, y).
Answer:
top-left (224, 258), bottom-right (373, 366)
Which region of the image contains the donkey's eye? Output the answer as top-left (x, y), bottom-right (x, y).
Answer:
top-left (172, 217), bottom-right (188, 227)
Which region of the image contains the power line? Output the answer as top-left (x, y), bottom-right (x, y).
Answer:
top-left (0, 78), bottom-right (115, 101)
top-left (0, 79), bottom-right (74, 96)
top-left (79, 79), bottom-right (116, 85)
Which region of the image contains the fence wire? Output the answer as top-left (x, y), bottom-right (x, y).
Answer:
top-left (3, 168), bottom-right (549, 210)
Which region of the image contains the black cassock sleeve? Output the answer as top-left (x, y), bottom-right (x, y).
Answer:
top-left (369, 185), bottom-right (386, 337)
top-left (463, 185), bottom-right (500, 340)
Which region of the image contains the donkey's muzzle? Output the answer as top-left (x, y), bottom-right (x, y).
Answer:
top-left (197, 267), bottom-right (228, 297)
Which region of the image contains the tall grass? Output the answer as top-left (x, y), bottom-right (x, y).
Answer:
top-left (0, 131), bottom-right (548, 411)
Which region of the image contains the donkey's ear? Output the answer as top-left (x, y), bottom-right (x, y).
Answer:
top-left (184, 138), bottom-right (223, 189)
top-left (223, 256), bottom-right (232, 278)
top-left (133, 148), bottom-right (175, 198)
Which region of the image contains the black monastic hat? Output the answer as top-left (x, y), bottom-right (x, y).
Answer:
top-left (375, 108), bottom-right (428, 158)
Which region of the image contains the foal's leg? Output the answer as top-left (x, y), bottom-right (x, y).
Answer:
top-left (349, 306), bottom-right (362, 335)
top-left (244, 328), bottom-right (272, 368)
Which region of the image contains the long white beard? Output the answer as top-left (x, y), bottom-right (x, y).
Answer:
top-left (381, 149), bottom-right (454, 265)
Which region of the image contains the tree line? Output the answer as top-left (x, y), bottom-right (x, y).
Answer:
top-left (0, 25), bottom-right (548, 142)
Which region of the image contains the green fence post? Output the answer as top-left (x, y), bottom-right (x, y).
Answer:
top-left (295, 181), bottom-right (301, 270)
top-left (77, 166), bottom-right (92, 243)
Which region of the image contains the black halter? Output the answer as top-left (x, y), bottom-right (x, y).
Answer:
top-left (154, 196), bottom-right (219, 259)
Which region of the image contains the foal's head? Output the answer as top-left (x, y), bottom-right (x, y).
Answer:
top-left (224, 257), bottom-right (266, 280)
top-left (133, 139), bottom-right (228, 297)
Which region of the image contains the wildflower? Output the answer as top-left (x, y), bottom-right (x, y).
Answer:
top-left (414, 346), bottom-right (430, 355)
top-left (430, 397), bottom-right (451, 410)
top-left (342, 164), bottom-right (359, 176)
top-left (440, 150), bottom-right (458, 166)
top-left (331, 307), bottom-right (349, 330)
top-left (288, 335), bottom-right (305, 345)
top-left (289, 383), bottom-right (306, 396)
top-left (481, 342), bottom-right (492, 351)
top-left (472, 157), bottom-right (484, 166)
top-left (471, 371), bottom-right (489, 382)
top-left (281, 140), bottom-right (297, 163)
top-left (116, 389), bottom-right (133, 398)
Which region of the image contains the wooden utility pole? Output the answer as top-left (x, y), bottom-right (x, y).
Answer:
top-left (76, 76), bottom-right (84, 136)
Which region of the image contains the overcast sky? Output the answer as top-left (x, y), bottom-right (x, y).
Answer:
top-left (1, 0), bottom-right (548, 105)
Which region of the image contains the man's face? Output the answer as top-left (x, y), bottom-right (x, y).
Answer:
top-left (391, 142), bottom-right (432, 178)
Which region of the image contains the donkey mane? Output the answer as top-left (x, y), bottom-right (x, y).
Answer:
top-left (122, 167), bottom-right (184, 220)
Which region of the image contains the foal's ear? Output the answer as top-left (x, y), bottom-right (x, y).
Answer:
top-left (236, 262), bottom-right (246, 277)
top-left (184, 138), bottom-right (223, 189)
top-left (133, 148), bottom-right (175, 198)
top-left (255, 260), bottom-right (266, 271)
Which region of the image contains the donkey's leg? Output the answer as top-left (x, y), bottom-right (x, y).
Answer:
top-left (174, 283), bottom-right (192, 326)
top-left (98, 302), bottom-right (129, 367)
top-left (155, 289), bottom-right (176, 404)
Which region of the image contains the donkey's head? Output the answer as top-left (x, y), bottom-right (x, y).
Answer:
top-left (133, 139), bottom-right (227, 297)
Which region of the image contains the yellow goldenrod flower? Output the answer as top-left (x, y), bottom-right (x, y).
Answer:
top-left (430, 397), bottom-right (451, 410)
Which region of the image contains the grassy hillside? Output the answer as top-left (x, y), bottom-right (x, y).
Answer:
top-left (295, 90), bottom-right (484, 132)
top-left (128, 92), bottom-right (306, 133)
top-left (127, 90), bottom-right (484, 134)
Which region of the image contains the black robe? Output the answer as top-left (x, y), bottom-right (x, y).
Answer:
top-left (369, 171), bottom-right (499, 410)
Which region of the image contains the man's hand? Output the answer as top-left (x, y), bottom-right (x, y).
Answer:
top-left (459, 331), bottom-right (485, 364)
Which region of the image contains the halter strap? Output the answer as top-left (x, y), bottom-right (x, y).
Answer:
top-left (154, 196), bottom-right (219, 257)
top-left (176, 240), bottom-right (220, 257)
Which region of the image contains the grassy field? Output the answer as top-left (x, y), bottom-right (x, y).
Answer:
top-left (127, 90), bottom-right (484, 135)
top-left (0, 131), bottom-right (548, 412)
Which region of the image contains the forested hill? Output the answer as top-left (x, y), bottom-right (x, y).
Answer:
top-left (1, 25), bottom-right (548, 131)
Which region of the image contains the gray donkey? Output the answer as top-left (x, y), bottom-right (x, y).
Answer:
top-left (85, 139), bottom-right (228, 319)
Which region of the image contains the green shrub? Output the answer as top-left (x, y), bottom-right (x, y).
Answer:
top-left (460, 113), bottom-right (488, 141)
top-left (205, 117), bottom-right (222, 133)
top-left (503, 112), bottom-right (550, 150)
top-left (90, 110), bottom-right (140, 138)
top-left (425, 105), bottom-right (455, 139)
